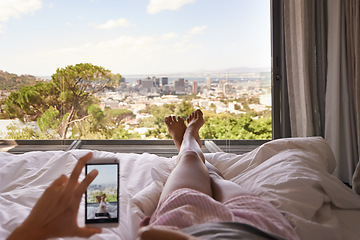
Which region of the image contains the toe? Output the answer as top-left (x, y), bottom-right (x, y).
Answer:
top-left (164, 116), bottom-right (171, 125)
top-left (177, 116), bottom-right (184, 123)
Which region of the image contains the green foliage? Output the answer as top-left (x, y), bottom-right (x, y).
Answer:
top-left (145, 125), bottom-right (168, 139)
top-left (51, 63), bottom-right (120, 104)
top-left (51, 63), bottom-right (121, 139)
top-left (4, 63), bottom-right (122, 139)
top-left (5, 81), bottom-right (59, 122)
top-left (175, 100), bottom-right (195, 119)
top-left (67, 105), bottom-right (139, 140)
top-left (110, 127), bottom-right (140, 139)
top-left (88, 104), bottom-right (105, 124)
top-left (37, 106), bottom-right (60, 139)
top-left (105, 109), bottom-right (135, 127)
top-left (141, 103), bottom-right (177, 126)
top-left (200, 113), bottom-right (272, 139)
top-left (5, 122), bottom-right (38, 139)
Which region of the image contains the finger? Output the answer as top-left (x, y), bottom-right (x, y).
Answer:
top-left (50, 174), bottom-right (68, 188)
top-left (45, 175), bottom-right (68, 195)
top-left (65, 152), bottom-right (93, 192)
top-left (74, 169), bottom-right (98, 200)
top-left (27, 175), bottom-right (69, 222)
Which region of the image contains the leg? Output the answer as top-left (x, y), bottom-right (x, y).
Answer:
top-left (205, 161), bottom-right (252, 203)
top-left (210, 175), bottom-right (252, 203)
top-left (160, 110), bottom-right (212, 201)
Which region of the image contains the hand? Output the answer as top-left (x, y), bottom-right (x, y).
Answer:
top-left (8, 152), bottom-right (102, 240)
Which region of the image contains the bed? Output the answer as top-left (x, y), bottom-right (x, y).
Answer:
top-left (1, 137), bottom-right (360, 240)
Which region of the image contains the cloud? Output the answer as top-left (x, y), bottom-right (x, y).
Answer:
top-left (162, 32), bottom-right (179, 40)
top-left (89, 18), bottom-right (131, 30)
top-left (147, 0), bottom-right (195, 14)
top-left (34, 36), bottom-right (158, 60)
top-left (19, 32), bottom-right (205, 75)
top-left (0, 0), bottom-right (42, 22)
top-left (189, 25), bottom-right (207, 35)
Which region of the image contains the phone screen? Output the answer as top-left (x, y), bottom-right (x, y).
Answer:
top-left (85, 162), bottom-right (119, 224)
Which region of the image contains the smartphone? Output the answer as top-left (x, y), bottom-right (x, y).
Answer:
top-left (85, 158), bottom-right (119, 227)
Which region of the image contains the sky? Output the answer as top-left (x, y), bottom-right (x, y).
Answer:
top-left (87, 164), bottom-right (118, 186)
top-left (0, 0), bottom-right (270, 77)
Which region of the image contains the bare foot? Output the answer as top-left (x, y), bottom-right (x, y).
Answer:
top-left (185, 109), bottom-right (204, 147)
top-left (164, 115), bottom-right (186, 151)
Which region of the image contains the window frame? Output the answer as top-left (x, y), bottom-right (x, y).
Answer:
top-left (2, 1), bottom-right (278, 151)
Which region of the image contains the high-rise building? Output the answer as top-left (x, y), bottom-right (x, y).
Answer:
top-left (153, 77), bottom-right (160, 87)
top-left (174, 78), bottom-right (185, 93)
top-left (174, 78), bottom-right (185, 88)
top-left (193, 81), bottom-right (198, 94)
top-left (142, 77), bottom-right (153, 90)
top-left (161, 77), bottom-right (168, 86)
top-left (206, 77), bottom-right (211, 89)
top-left (223, 83), bottom-right (231, 94)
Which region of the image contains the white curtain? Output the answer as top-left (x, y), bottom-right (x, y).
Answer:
top-left (326, 0), bottom-right (359, 184)
top-left (283, 0), bottom-right (315, 137)
top-left (283, 0), bottom-right (327, 138)
top-left (282, 0), bottom-right (360, 184)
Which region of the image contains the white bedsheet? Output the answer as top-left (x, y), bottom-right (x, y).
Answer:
top-left (1, 137), bottom-right (360, 239)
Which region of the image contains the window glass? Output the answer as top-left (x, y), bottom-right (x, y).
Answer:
top-left (0, 0), bottom-right (271, 140)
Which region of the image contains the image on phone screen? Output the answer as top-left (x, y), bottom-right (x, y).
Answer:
top-left (85, 162), bottom-right (119, 224)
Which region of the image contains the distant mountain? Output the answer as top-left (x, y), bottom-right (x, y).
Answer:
top-left (213, 67), bottom-right (270, 73)
top-left (0, 70), bottom-right (42, 91)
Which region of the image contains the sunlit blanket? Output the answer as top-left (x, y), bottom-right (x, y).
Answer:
top-left (1, 137), bottom-right (360, 240)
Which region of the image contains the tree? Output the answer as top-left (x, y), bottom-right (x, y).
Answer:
top-left (5, 63), bottom-right (122, 139)
top-left (105, 109), bottom-right (135, 127)
top-left (37, 106), bottom-right (60, 139)
top-left (5, 122), bottom-right (37, 139)
top-left (199, 112), bottom-right (272, 140)
top-left (5, 81), bottom-right (59, 122)
top-left (51, 63), bottom-right (121, 139)
top-left (175, 100), bottom-right (194, 119)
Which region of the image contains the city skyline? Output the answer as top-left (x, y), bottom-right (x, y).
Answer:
top-left (0, 0), bottom-right (270, 76)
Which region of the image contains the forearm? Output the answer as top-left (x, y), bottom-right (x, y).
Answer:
top-left (7, 221), bottom-right (47, 240)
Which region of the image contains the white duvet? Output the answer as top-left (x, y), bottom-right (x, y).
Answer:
top-left (1, 137), bottom-right (360, 240)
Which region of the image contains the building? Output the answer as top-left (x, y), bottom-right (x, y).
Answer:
top-left (141, 77), bottom-right (153, 91)
top-left (206, 77), bottom-right (211, 89)
top-left (161, 77), bottom-right (168, 86)
top-left (193, 81), bottom-right (198, 94)
top-left (173, 78), bottom-right (185, 93)
top-left (153, 77), bottom-right (160, 87)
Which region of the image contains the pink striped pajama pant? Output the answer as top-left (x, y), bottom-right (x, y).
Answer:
top-left (144, 188), bottom-right (299, 240)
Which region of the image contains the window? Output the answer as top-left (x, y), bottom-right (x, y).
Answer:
top-left (0, 0), bottom-right (271, 142)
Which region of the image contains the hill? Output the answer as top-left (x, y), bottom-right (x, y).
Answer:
top-left (0, 70), bottom-right (41, 91)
